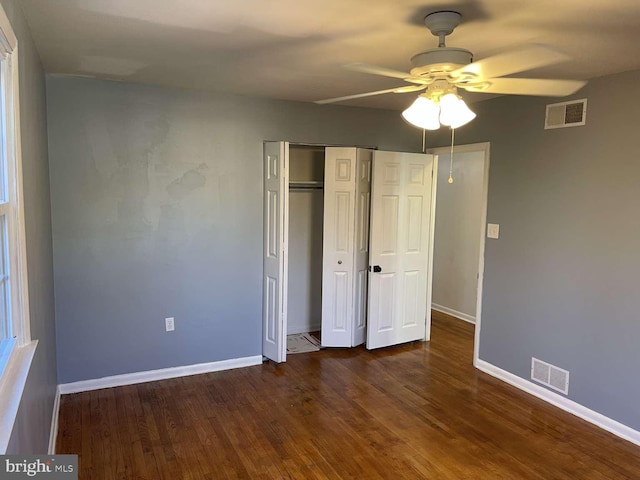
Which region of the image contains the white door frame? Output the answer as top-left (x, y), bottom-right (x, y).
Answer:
top-left (427, 142), bottom-right (490, 366)
top-left (425, 155), bottom-right (438, 342)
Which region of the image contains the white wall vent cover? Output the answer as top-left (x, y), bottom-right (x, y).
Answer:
top-left (545, 98), bottom-right (587, 129)
top-left (531, 357), bottom-right (570, 395)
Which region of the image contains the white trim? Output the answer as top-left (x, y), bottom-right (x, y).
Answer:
top-left (427, 142), bottom-right (490, 366)
top-left (424, 154), bottom-right (438, 341)
top-left (282, 142), bottom-right (289, 361)
top-left (473, 143), bottom-right (490, 366)
top-left (58, 355), bottom-right (264, 394)
top-left (47, 386), bottom-right (61, 454)
top-left (0, 340), bottom-right (37, 453)
top-left (476, 359), bottom-right (640, 447)
top-left (10, 44), bottom-right (31, 346)
top-left (432, 303), bottom-right (475, 324)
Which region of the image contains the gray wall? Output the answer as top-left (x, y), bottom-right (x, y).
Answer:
top-left (46, 76), bottom-right (421, 383)
top-left (432, 149), bottom-right (485, 320)
top-left (2, 0), bottom-right (58, 454)
top-left (428, 69), bottom-right (640, 431)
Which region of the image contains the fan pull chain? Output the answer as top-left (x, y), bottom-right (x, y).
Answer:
top-left (448, 127), bottom-right (455, 184)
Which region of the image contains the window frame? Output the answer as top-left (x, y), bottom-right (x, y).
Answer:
top-left (0, 3), bottom-right (37, 454)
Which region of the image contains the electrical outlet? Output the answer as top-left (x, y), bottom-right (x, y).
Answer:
top-left (165, 317), bottom-right (175, 332)
top-left (487, 223), bottom-right (500, 239)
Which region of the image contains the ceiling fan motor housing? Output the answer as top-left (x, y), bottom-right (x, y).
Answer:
top-left (424, 11), bottom-right (462, 37)
top-left (410, 47), bottom-right (473, 77)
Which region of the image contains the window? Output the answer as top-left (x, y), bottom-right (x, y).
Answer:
top-left (0, 212), bottom-right (16, 375)
top-left (0, 6), bottom-right (30, 379)
top-left (0, 4), bottom-right (35, 454)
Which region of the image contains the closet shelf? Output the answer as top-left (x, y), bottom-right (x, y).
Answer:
top-left (289, 181), bottom-right (324, 190)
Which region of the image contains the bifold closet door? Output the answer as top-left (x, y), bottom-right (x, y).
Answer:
top-left (321, 148), bottom-right (372, 348)
top-left (321, 148), bottom-right (357, 347)
top-left (262, 141), bottom-right (288, 363)
top-left (352, 149), bottom-right (372, 347)
top-left (367, 151), bottom-right (435, 350)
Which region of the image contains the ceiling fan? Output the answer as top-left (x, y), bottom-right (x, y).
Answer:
top-left (315, 10), bottom-right (586, 124)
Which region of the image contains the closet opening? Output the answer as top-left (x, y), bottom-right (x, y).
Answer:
top-left (263, 141), bottom-right (436, 363)
top-left (286, 145), bottom-right (325, 354)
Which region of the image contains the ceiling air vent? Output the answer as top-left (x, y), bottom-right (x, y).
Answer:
top-left (545, 98), bottom-right (587, 129)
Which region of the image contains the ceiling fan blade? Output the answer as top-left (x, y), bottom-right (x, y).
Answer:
top-left (452, 45), bottom-right (571, 81)
top-left (392, 85), bottom-right (428, 94)
top-left (463, 78), bottom-right (586, 97)
top-left (344, 63), bottom-right (427, 84)
top-left (314, 85), bottom-right (425, 105)
top-left (345, 63), bottom-right (411, 79)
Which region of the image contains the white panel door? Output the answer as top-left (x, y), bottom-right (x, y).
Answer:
top-left (352, 149), bottom-right (372, 347)
top-left (321, 147), bottom-right (357, 347)
top-left (262, 141), bottom-right (288, 362)
top-left (367, 151), bottom-right (435, 350)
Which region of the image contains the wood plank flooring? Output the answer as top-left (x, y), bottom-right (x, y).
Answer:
top-left (57, 312), bottom-right (640, 479)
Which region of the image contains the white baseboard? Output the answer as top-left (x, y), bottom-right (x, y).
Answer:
top-left (47, 386), bottom-right (61, 454)
top-left (432, 304), bottom-right (476, 324)
top-left (58, 355), bottom-right (264, 395)
top-left (475, 359), bottom-right (640, 447)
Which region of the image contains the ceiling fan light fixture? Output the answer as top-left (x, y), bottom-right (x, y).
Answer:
top-left (438, 93), bottom-right (476, 129)
top-left (402, 96), bottom-right (440, 130)
top-left (402, 92), bottom-right (475, 131)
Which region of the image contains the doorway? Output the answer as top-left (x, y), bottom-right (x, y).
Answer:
top-left (286, 145), bottom-right (325, 344)
top-left (285, 145), bottom-right (330, 354)
top-left (428, 142), bottom-right (490, 365)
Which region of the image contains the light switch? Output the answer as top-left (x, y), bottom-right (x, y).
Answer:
top-left (487, 223), bottom-right (500, 239)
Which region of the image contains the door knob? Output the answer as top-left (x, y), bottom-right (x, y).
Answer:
top-left (368, 265), bottom-right (382, 273)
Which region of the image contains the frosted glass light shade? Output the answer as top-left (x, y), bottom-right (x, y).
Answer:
top-left (402, 96), bottom-right (440, 130)
top-left (439, 93), bottom-right (476, 129)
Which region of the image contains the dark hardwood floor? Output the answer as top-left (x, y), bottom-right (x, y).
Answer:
top-left (57, 312), bottom-right (640, 479)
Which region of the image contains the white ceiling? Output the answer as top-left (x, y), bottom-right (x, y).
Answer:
top-left (20, 0), bottom-right (640, 110)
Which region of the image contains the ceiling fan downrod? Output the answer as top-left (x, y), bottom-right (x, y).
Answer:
top-left (424, 11), bottom-right (462, 48)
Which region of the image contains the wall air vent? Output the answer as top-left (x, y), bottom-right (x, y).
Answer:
top-left (531, 357), bottom-right (570, 395)
top-left (545, 98), bottom-right (587, 129)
